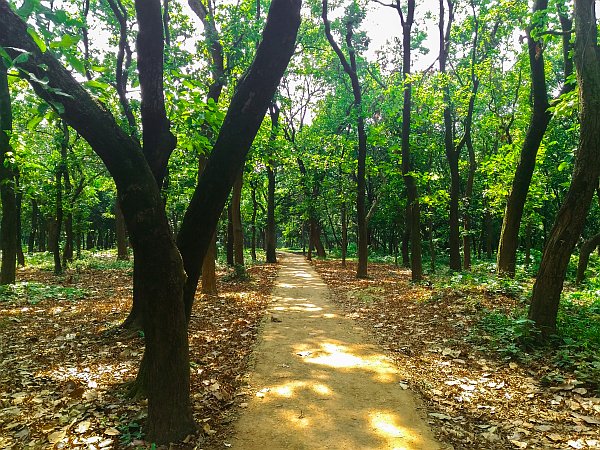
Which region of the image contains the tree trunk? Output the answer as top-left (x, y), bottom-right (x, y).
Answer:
top-left (323, 0), bottom-right (367, 278)
top-left (15, 175), bottom-right (24, 266)
top-left (232, 171), bottom-right (244, 266)
top-left (528, 0), bottom-right (600, 338)
top-left (341, 201), bottom-right (348, 268)
top-left (250, 181), bottom-right (258, 262)
top-left (197, 156), bottom-right (217, 295)
top-left (62, 128), bottom-right (73, 263)
top-left (174, 0), bottom-right (301, 323)
top-left (266, 164), bottom-right (277, 263)
top-left (0, 2), bottom-right (197, 441)
top-left (226, 203), bottom-right (234, 265)
top-left (265, 104), bottom-right (279, 264)
top-left (28, 198), bottom-right (38, 254)
top-left (498, 0), bottom-right (572, 276)
top-left (0, 61), bottom-right (17, 284)
top-left (52, 129), bottom-right (65, 275)
top-left (576, 232), bottom-right (600, 284)
top-left (115, 200), bottom-right (129, 260)
top-left (400, 0), bottom-right (422, 281)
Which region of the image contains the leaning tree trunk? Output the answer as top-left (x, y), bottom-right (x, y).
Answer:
top-left (528, 0), bottom-right (600, 338)
top-left (576, 232), bottom-right (600, 284)
top-left (175, 0), bottom-right (301, 322)
top-left (0, 60), bottom-right (17, 284)
top-left (497, 0), bottom-right (573, 276)
top-left (0, 2), bottom-right (196, 442)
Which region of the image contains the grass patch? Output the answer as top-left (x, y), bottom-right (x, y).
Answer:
top-left (0, 281), bottom-right (88, 305)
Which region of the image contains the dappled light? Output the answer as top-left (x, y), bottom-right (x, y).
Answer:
top-left (231, 254), bottom-right (440, 449)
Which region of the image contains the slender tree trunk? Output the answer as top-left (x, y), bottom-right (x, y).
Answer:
top-left (576, 232), bottom-right (600, 284)
top-left (226, 204), bottom-right (234, 265)
top-left (341, 201), bottom-right (348, 268)
top-left (15, 174), bottom-right (24, 266)
top-left (528, 0), bottom-right (600, 337)
top-left (266, 164), bottom-right (277, 263)
top-left (0, 61), bottom-right (17, 284)
top-left (323, 0), bottom-right (368, 278)
top-left (498, 0), bottom-right (572, 276)
top-left (232, 171), bottom-right (244, 266)
top-left (250, 182), bottom-right (258, 262)
top-left (28, 199), bottom-right (38, 254)
top-left (62, 133), bottom-right (73, 263)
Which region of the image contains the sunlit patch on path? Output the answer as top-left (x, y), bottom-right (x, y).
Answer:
top-left (229, 253), bottom-right (443, 449)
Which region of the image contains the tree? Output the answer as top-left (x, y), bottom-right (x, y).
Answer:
top-left (528, 0), bottom-right (600, 338)
top-left (0, 59), bottom-right (17, 284)
top-left (322, 0), bottom-right (369, 278)
top-left (0, 0), bottom-right (301, 442)
top-left (497, 0), bottom-right (573, 276)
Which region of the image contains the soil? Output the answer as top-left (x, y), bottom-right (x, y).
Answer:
top-left (228, 253), bottom-right (444, 450)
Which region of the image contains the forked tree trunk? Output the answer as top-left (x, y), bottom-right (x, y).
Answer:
top-left (0, 0), bottom-right (301, 443)
top-left (528, 0), bottom-right (600, 337)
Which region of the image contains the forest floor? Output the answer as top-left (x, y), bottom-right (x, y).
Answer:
top-left (0, 253), bottom-right (277, 450)
top-left (1, 253), bottom-right (599, 449)
top-left (312, 259), bottom-right (600, 450)
top-left (227, 252), bottom-right (442, 450)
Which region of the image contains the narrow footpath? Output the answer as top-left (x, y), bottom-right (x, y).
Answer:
top-left (229, 253), bottom-right (443, 450)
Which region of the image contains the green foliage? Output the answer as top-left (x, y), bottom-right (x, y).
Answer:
top-left (0, 282), bottom-right (88, 305)
top-left (470, 282), bottom-right (600, 389)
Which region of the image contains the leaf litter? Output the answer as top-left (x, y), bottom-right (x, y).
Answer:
top-left (0, 261), bottom-right (277, 449)
top-left (313, 259), bottom-right (600, 450)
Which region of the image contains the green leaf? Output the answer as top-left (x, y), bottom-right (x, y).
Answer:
top-left (83, 80), bottom-right (110, 90)
top-left (66, 54), bottom-right (86, 75)
top-left (12, 52), bottom-right (31, 65)
top-left (17, 0), bottom-right (38, 19)
top-left (26, 115), bottom-right (43, 131)
top-left (27, 28), bottom-right (46, 53)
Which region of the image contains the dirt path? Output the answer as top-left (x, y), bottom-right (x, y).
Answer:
top-left (229, 253), bottom-right (444, 450)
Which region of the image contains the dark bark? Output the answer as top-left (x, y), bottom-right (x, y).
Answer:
top-left (528, 0), bottom-right (600, 337)
top-left (498, 0), bottom-right (573, 276)
top-left (323, 0), bottom-right (368, 278)
top-left (250, 181), bottom-right (258, 262)
top-left (576, 232), bottom-right (600, 284)
top-left (175, 0), bottom-right (301, 321)
top-left (62, 127), bottom-right (73, 263)
top-left (52, 123), bottom-right (68, 276)
top-left (0, 60), bottom-right (17, 284)
top-left (0, 3), bottom-right (195, 442)
top-left (439, 0), bottom-right (461, 271)
top-left (106, 0), bottom-right (138, 140)
top-left (28, 198), bottom-right (38, 254)
top-left (226, 204), bottom-right (234, 265)
top-left (399, 0), bottom-right (422, 281)
top-left (197, 156), bottom-right (217, 295)
top-left (265, 104), bottom-right (279, 264)
top-left (115, 200), bottom-right (129, 260)
top-left (232, 171), bottom-right (244, 266)
top-left (134, 0), bottom-right (176, 187)
top-left (15, 174), bottom-right (24, 266)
